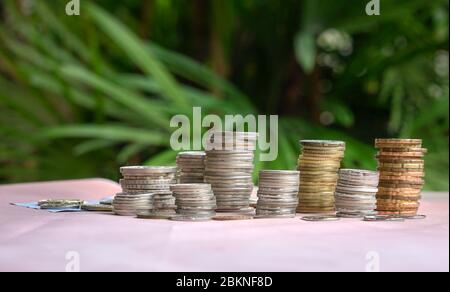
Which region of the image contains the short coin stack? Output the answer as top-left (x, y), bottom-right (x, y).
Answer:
top-left (335, 169), bottom-right (379, 217)
top-left (256, 170), bottom-right (300, 218)
top-left (297, 140), bottom-right (345, 213)
top-left (113, 166), bottom-right (177, 216)
top-left (170, 184), bottom-right (217, 221)
top-left (375, 139), bottom-right (426, 216)
top-left (176, 151), bottom-right (206, 183)
top-left (205, 131), bottom-right (258, 213)
top-left (137, 190), bottom-right (177, 219)
top-left (113, 193), bottom-right (154, 216)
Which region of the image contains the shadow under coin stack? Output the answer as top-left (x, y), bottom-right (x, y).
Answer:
top-left (335, 169), bottom-right (379, 218)
top-left (114, 166), bottom-right (177, 216)
top-left (176, 151), bottom-right (206, 183)
top-left (375, 139), bottom-right (426, 216)
top-left (256, 170), bottom-right (300, 218)
top-left (205, 131), bottom-right (258, 214)
top-left (297, 140), bottom-right (345, 213)
top-left (170, 184), bottom-right (217, 221)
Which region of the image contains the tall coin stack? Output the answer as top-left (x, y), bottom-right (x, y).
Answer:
top-left (170, 184), bottom-right (217, 221)
top-left (256, 170), bottom-right (300, 218)
top-left (114, 166), bottom-right (177, 216)
top-left (176, 151), bottom-right (206, 183)
top-left (335, 169), bottom-right (379, 217)
top-left (205, 131), bottom-right (258, 213)
top-left (297, 140), bottom-right (345, 213)
top-left (375, 139), bottom-right (426, 216)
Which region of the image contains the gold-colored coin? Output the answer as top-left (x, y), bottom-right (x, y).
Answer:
top-left (376, 187), bottom-right (421, 194)
top-left (379, 171), bottom-right (425, 177)
top-left (378, 162), bottom-right (424, 169)
top-left (377, 194), bottom-right (421, 201)
top-left (377, 147), bottom-right (427, 153)
top-left (376, 210), bottom-right (419, 216)
top-left (376, 151), bottom-right (425, 158)
top-left (297, 207), bottom-right (336, 213)
top-left (375, 138), bottom-right (422, 148)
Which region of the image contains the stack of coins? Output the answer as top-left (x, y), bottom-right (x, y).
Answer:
top-left (335, 169), bottom-right (379, 217)
top-left (176, 151), bottom-right (206, 183)
top-left (375, 139), bottom-right (426, 216)
top-left (256, 170), bottom-right (300, 218)
top-left (113, 166), bottom-right (177, 216)
top-left (170, 184), bottom-right (217, 221)
top-left (137, 190), bottom-right (177, 219)
top-left (113, 193), bottom-right (154, 216)
top-left (205, 131), bottom-right (258, 213)
top-left (297, 140), bottom-right (345, 213)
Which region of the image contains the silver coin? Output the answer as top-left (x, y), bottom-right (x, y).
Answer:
top-left (81, 203), bottom-right (113, 212)
top-left (300, 140), bottom-right (345, 147)
top-left (170, 215), bottom-right (213, 222)
top-left (255, 214), bottom-right (296, 219)
top-left (120, 166), bottom-right (177, 175)
top-left (396, 214), bottom-right (426, 220)
top-left (363, 215), bottom-right (405, 222)
top-left (136, 212), bottom-right (174, 219)
top-left (336, 212), bottom-right (364, 218)
top-left (177, 151), bottom-right (206, 157)
top-left (301, 215), bottom-right (340, 222)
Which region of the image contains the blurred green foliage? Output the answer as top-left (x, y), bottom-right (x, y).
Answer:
top-left (0, 0), bottom-right (448, 190)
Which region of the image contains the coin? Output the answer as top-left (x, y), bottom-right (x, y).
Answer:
top-left (169, 215), bottom-right (212, 222)
top-left (375, 145), bottom-right (423, 216)
top-left (136, 210), bottom-right (175, 219)
top-left (301, 215), bottom-right (340, 222)
top-left (171, 183), bottom-right (216, 219)
top-left (204, 132), bottom-right (258, 212)
top-left (81, 203), bottom-right (113, 212)
top-left (296, 140), bottom-right (345, 213)
top-left (256, 170), bottom-right (299, 218)
top-left (363, 215), bottom-right (405, 222)
top-left (120, 166), bottom-right (177, 176)
top-left (375, 138), bottom-right (422, 148)
top-left (114, 165), bottom-right (179, 216)
top-left (398, 214), bottom-right (426, 220)
top-left (212, 215), bottom-right (254, 221)
top-left (176, 151), bottom-right (206, 183)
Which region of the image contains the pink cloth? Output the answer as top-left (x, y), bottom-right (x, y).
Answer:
top-left (0, 178), bottom-right (448, 272)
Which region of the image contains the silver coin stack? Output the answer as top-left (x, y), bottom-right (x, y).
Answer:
top-left (176, 151), bottom-right (206, 183)
top-left (113, 193), bottom-right (154, 216)
top-left (335, 169), bottom-right (379, 218)
top-left (170, 184), bottom-right (217, 221)
top-left (113, 166), bottom-right (177, 216)
top-left (138, 190), bottom-right (177, 219)
top-left (205, 131), bottom-right (258, 213)
top-left (256, 170), bottom-right (300, 218)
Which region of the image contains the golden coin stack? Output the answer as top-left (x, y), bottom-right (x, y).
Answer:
top-left (296, 140), bottom-right (345, 213)
top-left (375, 139), bottom-right (427, 216)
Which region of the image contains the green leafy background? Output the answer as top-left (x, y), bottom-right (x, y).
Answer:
top-left (0, 0), bottom-right (448, 190)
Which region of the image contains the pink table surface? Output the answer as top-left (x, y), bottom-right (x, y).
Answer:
top-left (0, 178), bottom-right (448, 272)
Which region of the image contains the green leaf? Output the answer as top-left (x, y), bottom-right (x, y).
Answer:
top-left (117, 143), bottom-right (148, 164)
top-left (144, 149), bottom-right (177, 166)
top-left (294, 30), bottom-right (316, 74)
top-left (86, 3), bottom-right (190, 110)
top-left (39, 124), bottom-right (168, 145)
top-left (74, 139), bottom-right (118, 156)
top-left (60, 65), bottom-right (170, 128)
top-left (147, 43), bottom-right (256, 112)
